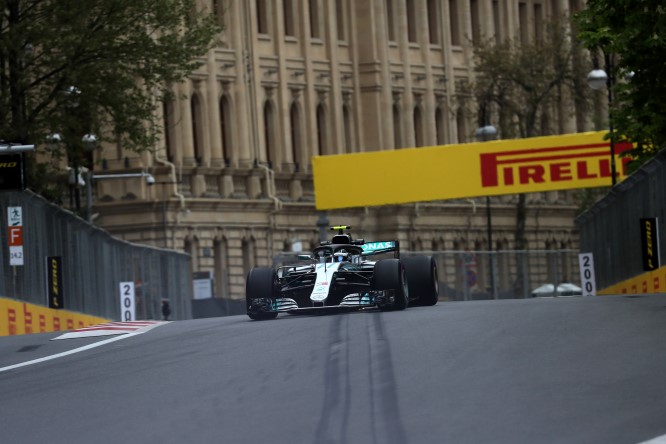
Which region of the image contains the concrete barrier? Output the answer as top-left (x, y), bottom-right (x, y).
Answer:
top-left (0, 297), bottom-right (109, 336)
top-left (599, 265), bottom-right (666, 295)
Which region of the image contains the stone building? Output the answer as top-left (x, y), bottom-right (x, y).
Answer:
top-left (91, 0), bottom-right (592, 300)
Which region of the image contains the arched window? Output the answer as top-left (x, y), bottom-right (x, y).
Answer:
top-left (428, 0), bottom-right (440, 44)
top-left (456, 108), bottom-right (467, 143)
top-left (435, 106), bottom-right (446, 145)
top-left (316, 103), bottom-right (327, 155)
top-left (336, 0), bottom-right (346, 41)
top-left (386, 0), bottom-right (396, 41)
top-left (220, 96), bottom-right (231, 166)
top-left (449, 0), bottom-right (461, 46)
top-left (242, 238), bottom-right (255, 276)
top-left (191, 94), bottom-right (203, 165)
top-left (471, 0), bottom-right (481, 45)
top-left (519, 1), bottom-right (528, 44)
top-left (257, 0), bottom-right (269, 34)
top-left (184, 237), bottom-right (199, 273)
top-left (534, 3), bottom-right (544, 44)
top-left (290, 102), bottom-right (302, 170)
top-left (263, 101), bottom-right (276, 168)
top-left (343, 104), bottom-right (353, 153)
top-left (393, 103), bottom-right (402, 148)
top-left (407, 0), bottom-right (417, 43)
top-left (214, 238), bottom-right (230, 299)
top-left (309, 0), bottom-right (320, 38)
top-left (493, 0), bottom-right (502, 44)
top-left (162, 100), bottom-right (176, 162)
top-left (213, 0), bottom-right (225, 26)
top-left (413, 106), bottom-right (424, 147)
top-left (284, 0), bottom-right (295, 37)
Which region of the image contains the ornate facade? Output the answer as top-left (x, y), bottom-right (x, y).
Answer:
top-left (91, 0), bottom-right (590, 300)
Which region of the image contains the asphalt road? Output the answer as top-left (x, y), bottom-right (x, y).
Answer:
top-left (2, 295), bottom-right (666, 444)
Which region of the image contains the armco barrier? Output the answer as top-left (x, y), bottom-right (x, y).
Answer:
top-left (0, 297), bottom-right (108, 336)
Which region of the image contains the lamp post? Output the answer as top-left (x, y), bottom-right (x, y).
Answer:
top-left (587, 53), bottom-right (617, 186)
top-left (475, 124), bottom-right (498, 299)
top-left (47, 132), bottom-right (98, 213)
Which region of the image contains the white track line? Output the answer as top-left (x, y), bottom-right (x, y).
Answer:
top-left (0, 332), bottom-right (141, 373)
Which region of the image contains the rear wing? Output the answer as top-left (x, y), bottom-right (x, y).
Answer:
top-left (360, 241), bottom-right (400, 258)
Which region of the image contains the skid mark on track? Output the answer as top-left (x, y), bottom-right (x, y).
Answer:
top-left (314, 314), bottom-right (352, 444)
top-left (367, 313), bottom-right (408, 444)
top-left (313, 313), bottom-right (407, 444)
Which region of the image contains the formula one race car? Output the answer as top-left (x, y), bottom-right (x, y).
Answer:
top-left (246, 226), bottom-right (439, 320)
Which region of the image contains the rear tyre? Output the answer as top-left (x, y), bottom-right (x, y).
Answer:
top-left (246, 267), bottom-right (279, 320)
top-left (372, 259), bottom-right (408, 311)
top-left (404, 256), bottom-right (439, 306)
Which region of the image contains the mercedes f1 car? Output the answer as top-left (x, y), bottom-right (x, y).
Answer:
top-left (246, 226), bottom-right (439, 320)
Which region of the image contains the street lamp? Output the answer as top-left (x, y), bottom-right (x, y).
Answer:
top-left (587, 54), bottom-right (617, 186)
top-left (47, 132), bottom-right (98, 211)
top-left (476, 124), bottom-right (498, 299)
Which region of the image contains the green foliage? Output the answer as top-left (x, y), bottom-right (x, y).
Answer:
top-left (471, 17), bottom-right (590, 138)
top-left (470, 18), bottom-right (593, 254)
top-left (577, 0), bottom-right (666, 169)
top-left (0, 0), bottom-right (220, 154)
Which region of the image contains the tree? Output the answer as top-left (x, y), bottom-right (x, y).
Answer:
top-left (577, 0), bottom-right (666, 168)
top-left (470, 17), bottom-right (590, 296)
top-left (0, 0), bottom-right (219, 199)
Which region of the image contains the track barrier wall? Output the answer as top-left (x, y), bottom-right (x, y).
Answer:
top-left (0, 297), bottom-right (108, 336)
top-left (576, 149), bottom-right (666, 293)
top-left (0, 190), bottom-right (193, 336)
top-left (598, 265), bottom-right (666, 296)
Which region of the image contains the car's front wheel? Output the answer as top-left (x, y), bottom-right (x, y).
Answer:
top-left (372, 259), bottom-right (408, 311)
top-left (246, 267), bottom-right (279, 320)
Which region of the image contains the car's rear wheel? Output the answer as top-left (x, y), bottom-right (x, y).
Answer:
top-left (372, 259), bottom-right (408, 311)
top-left (246, 267), bottom-right (279, 320)
top-left (404, 255), bottom-right (439, 306)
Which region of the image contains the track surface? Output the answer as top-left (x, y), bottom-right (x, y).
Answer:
top-left (2, 295), bottom-right (666, 444)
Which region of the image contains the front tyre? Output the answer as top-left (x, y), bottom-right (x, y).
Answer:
top-left (246, 267), bottom-right (279, 320)
top-left (404, 256), bottom-right (439, 306)
top-left (372, 259), bottom-right (408, 311)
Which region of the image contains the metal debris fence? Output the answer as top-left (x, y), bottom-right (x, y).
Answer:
top-left (274, 249), bottom-right (583, 301)
top-left (0, 190), bottom-right (192, 320)
top-left (403, 250), bottom-right (581, 300)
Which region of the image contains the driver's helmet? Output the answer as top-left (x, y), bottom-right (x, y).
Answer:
top-left (333, 249), bottom-right (350, 262)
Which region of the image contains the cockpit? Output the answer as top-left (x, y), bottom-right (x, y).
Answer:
top-left (312, 245), bottom-right (363, 264)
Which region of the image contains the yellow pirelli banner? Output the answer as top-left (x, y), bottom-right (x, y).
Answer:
top-left (0, 297), bottom-right (109, 336)
top-left (313, 131), bottom-right (633, 210)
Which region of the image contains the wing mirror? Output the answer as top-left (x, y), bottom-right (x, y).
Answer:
top-left (298, 254), bottom-right (314, 261)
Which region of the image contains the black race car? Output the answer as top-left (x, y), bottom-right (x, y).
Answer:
top-left (246, 226), bottom-right (438, 320)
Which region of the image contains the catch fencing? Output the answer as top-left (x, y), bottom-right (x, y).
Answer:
top-left (404, 250), bottom-right (581, 300)
top-left (0, 190), bottom-right (192, 320)
top-left (576, 149), bottom-right (666, 290)
top-left (274, 249), bottom-right (583, 300)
